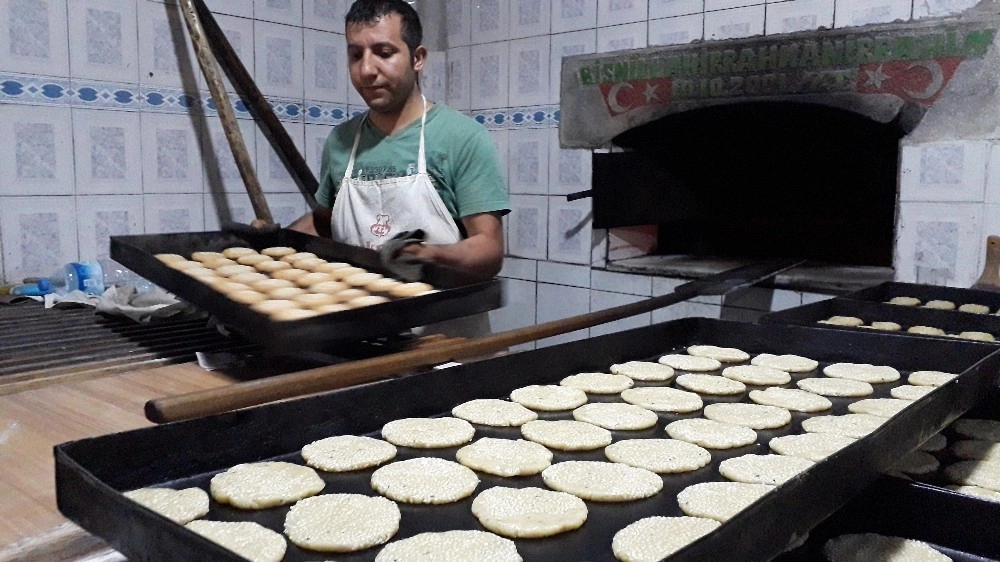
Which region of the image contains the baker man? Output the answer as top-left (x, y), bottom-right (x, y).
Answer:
top-left (284, 0), bottom-right (508, 336)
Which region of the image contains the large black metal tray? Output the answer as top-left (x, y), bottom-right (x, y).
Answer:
top-left (759, 298), bottom-right (1000, 343)
top-left (845, 281), bottom-right (1000, 315)
top-left (110, 230), bottom-right (503, 350)
top-left (55, 319), bottom-right (1000, 562)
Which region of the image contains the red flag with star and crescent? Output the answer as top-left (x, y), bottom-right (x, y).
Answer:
top-left (598, 78), bottom-right (673, 116)
top-left (856, 57), bottom-right (964, 106)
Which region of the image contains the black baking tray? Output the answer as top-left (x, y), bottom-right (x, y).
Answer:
top-left (759, 298), bottom-right (1000, 343)
top-left (55, 319), bottom-right (1000, 562)
top-left (845, 281), bottom-right (1000, 314)
top-left (110, 230), bottom-right (503, 349)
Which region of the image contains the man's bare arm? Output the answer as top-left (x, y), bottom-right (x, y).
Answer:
top-left (286, 207), bottom-right (332, 238)
top-left (401, 212), bottom-right (504, 281)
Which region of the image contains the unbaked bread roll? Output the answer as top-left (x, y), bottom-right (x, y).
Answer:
top-left (344, 272), bottom-right (384, 288)
top-left (215, 264), bottom-right (256, 277)
top-left (315, 262), bottom-right (353, 274)
top-left (201, 257), bottom-right (238, 269)
top-left (229, 272), bottom-right (270, 285)
top-left (389, 282), bottom-right (435, 298)
top-left (155, 253), bottom-right (187, 264)
top-left (237, 254), bottom-right (274, 266)
top-left (261, 246), bottom-right (296, 258)
top-left (256, 260), bottom-right (292, 273)
top-left (268, 286), bottom-right (307, 300)
top-left (366, 278), bottom-right (404, 294)
top-left (251, 278), bottom-right (296, 292)
top-left (251, 299), bottom-right (300, 315)
top-left (295, 272), bottom-right (333, 288)
top-left (228, 290), bottom-right (268, 305)
top-left (294, 293), bottom-right (338, 308)
top-left (203, 278), bottom-right (245, 293)
top-left (167, 260), bottom-right (206, 271)
top-left (314, 303), bottom-right (351, 314)
top-left (346, 295), bottom-right (390, 308)
top-left (271, 268), bottom-right (310, 282)
top-left (270, 308), bottom-right (320, 321)
top-left (281, 252), bottom-right (317, 264)
top-left (327, 266), bottom-right (366, 280)
top-left (330, 288), bottom-right (369, 303)
top-left (222, 247), bottom-right (257, 259)
top-left (292, 257), bottom-right (327, 271)
top-left (191, 251), bottom-right (226, 263)
top-left (310, 281), bottom-right (350, 295)
top-left (182, 266), bottom-right (217, 279)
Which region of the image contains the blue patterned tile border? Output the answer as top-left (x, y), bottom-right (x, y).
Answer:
top-left (139, 85), bottom-right (204, 114)
top-left (472, 105), bottom-right (560, 130)
top-left (70, 79), bottom-right (142, 110)
top-left (303, 100), bottom-right (350, 125)
top-left (0, 73), bottom-right (73, 106)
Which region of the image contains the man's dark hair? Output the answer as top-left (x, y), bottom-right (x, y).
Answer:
top-left (346, 0), bottom-right (423, 56)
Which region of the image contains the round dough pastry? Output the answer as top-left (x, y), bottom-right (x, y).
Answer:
top-left (228, 271), bottom-right (269, 285)
top-left (215, 264), bottom-right (256, 277)
top-left (800, 413), bottom-right (886, 439)
top-left (749, 387), bottom-right (832, 412)
top-left (370, 457), bottom-right (479, 504)
top-left (509, 385), bottom-right (588, 411)
top-left (191, 251), bottom-right (227, 263)
top-left (571, 402), bottom-right (659, 431)
top-left (123, 487), bottom-right (209, 524)
top-left (455, 437), bottom-right (552, 477)
top-left (721, 365), bottom-right (791, 386)
top-left (818, 316), bottom-right (864, 327)
top-left (330, 288), bottom-right (369, 303)
top-left (869, 321), bottom-right (903, 331)
top-left (260, 246), bottom-right (297, 257)
top-left (327, 266), bottom-right (366, 280)
top-left (676, 481), bottom-right (774, 522)
top-left (687, 345), bottom-right (750, 362)
top-left (559, 372), bottom-right (634, 394)
top-left (675, 373), bottom-right (746, 395)
top-left (471, 486), bottom-right (587, 538)
top-left (718, 454), bottom-right (814, 485)
top-left (284, 493), bottom-right (400, 552)
top-left (250, 299), bottom-right (300, 315)
top-left (166, 259), bottom-right (204, 271)
top-left (908, 371), bottom-right (958, 387)
top-left (520, 419), bottom-right (612, 451)
top-left (658, 354), bottom-right (722, 372)
top-left (221, 247), bottom-right (257, 259)
top-left (769, 433), bottom-right (857, 461)
top-left (255, 260), bottom-right (292, 273)
top-left (271, 268), bottom-right (310, 282)
top-left (887, 296), bottom-right (921, 306)
top-left (703, 403), bottom-right (791, 429)
top-left (958, 303), bottom-right (990, 314)
top-left (620, 386), bottom-right (703, 413)
top-left (952, 418), bottom-right (1000, 442)
top-left (951, 440), bottom-right (1000, 462)
top-left (270, 308), bottom-right (320, 321)
top-left (381, 417), bottom-right (475, 448)
top-left (945, 459), bottom-right (1000, 492)
top-left (847, 398), bottom-right (912, 418)
top-left (183, 266), bottom-right (219, 280)
top-left (891, 450), bottom-right (940, 476)
top-left (155, 253), bottom-right (186, 264)
top-left (268, 286), bottom-right (307, 300)
top-left (907, 325), bottom-right (946, 336)
top-left (347, 295), bottom-right (390, 308)
top-left (958, 331), bottom-right (996, 342)
top-left (281, 252), bottom-right (317, 263)
top-left (374, 530), bottom-right (521, 562)
top-left (924, 299), bottom-right (956, 310)
top-left (210, 461), bottom-right (325, 509)
top-left (796, 377), bottom-right (874, 397)
top-left (822, 363), bottom-right (900, 384)
top-left (344, 271), bottom-right (384, 287)
top-left (451, 399), bottom-right (538, 427)
top-left (292, 257), bottom-right (327, 271)
top-left (665, 418), bottom-right (758, 449)
top-left (310, 280), bottom-right (350, 295)
top-left (605, 438), bottom-right (711, 473)
top-left (389, 281), bottom-right (435, 298)
top-left (612, 516), bottom-right (721, 562)
top-left (822, 533), bottom-right (951, 562)
top-left (228, 290), bottom-right (269, 305)
top-left (295, 292), bottom-right (338, 308)
top-left (920, 433), bottom-right (947, 453)
top-left (314, 303), bottom-right (351, 314)
top-left (250, 278), bottom-right (296, 292)
top-left (314, 261), bottom-right (353, 274)
top-left (201, 257), bottom-right (238, 269)
top-left (541, 460), bottom-right (663, 502)
top-left (185, 520), bottom-right (287, 562)
top-left (366, 277), bottom-right (404, 294)
top-left (751, 353), bottom-right (819, 373)
top-left (295, 272), bottom-right (333, 288)
top-left (301, 435), bottom-right (397, 472)
top-left (610, 360), bottom-right (675, 381)
top-left (236, 254), bottom-right (273, 266)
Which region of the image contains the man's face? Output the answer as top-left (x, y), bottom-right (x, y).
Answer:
top-left (346, 14), bottom-right (422, 115)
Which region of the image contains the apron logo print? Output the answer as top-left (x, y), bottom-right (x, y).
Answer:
top-left (370, 214), bottom-right (392, 238)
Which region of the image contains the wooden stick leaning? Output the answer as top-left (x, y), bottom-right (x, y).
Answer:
top-left (177, 0), bottom-right (273, 224)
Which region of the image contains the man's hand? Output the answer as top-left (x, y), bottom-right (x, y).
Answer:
top-left (399, 212), bottom-right (504, 281)
top-left (284, 207), bottom-right (332, 238)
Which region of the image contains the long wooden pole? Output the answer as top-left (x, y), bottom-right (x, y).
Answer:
top-left (177, 0), bottom-right (273, 223)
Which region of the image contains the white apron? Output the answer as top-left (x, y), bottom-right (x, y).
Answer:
top-left (330, 97), bottom-right (491, 339)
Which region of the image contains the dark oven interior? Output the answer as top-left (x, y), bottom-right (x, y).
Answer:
top-left (593, 101), bottom-right (908, 268)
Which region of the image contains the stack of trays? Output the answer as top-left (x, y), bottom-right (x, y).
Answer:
top-left (55, 319), bottom-right (1000, 562)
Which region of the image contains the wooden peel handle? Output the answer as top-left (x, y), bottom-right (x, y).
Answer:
top-left (976, 234), bottom-right (1000, 289)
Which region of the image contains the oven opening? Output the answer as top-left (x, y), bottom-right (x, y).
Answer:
top-left (594, 101), bottom-right (908, 269)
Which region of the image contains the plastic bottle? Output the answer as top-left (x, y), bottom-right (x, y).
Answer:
top-left (37, 261), bottom-right (106, 295)
top-left (98, 259), bottom-right (155, 293)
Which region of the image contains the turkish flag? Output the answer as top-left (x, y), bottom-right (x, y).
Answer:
top-left (856, 57), bottom-right (964, 106)
top-left (598, 78), bottom-right (673, 116)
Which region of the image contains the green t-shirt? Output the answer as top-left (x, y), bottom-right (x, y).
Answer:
top-left (315, 103), bottom-right (509, 229)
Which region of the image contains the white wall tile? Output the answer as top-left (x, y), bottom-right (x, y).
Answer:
top-left (144, 193), bottom-right (206, 234)
top-left (500, 257), bottom-right (538, 280)
top-left (508, 128), bottom-right (550, 195)
top-left (257, 121), bottom-right (305, 193)
top-left (509, 36), bottom-right (551, 107)
top-left (303, 0), bottom-right (347, 33)
top-left (68, 0), bottom-right (138, 83)
top-left (255, 0), bottom-right (302, 26)
top-left (913, 0), bottom-right (979, 19)
top-left (214, 14), bottom-right (256, 94)
top-left (590, 290), bottom-right (651, 337)
top-left (0, 196), bottom-right (78, 283)
top-left (650, 0), bottom-right (705, 18)
top-left (896, 202), bottom-right (983, 287)
top-left (508, 195), bottom-right (549, 259)
top-left (591, 228), bottom-right (609, 266)
top-left (989, 143), bottom-right (1000, 205)
top-left (652, 299), bottom-right (722, 323)
top-left (489, 129), bottom-right (510, 188)
top-left (899, 141), bottom-right (988, 203)
top-left (591, 269), bottom-right (652, 295)
top-left (204, 190), bottom-right (255, 230)
top-left (72, 109), bottom-right (141, 195)
top-left (765, 0), bottom-right (835, 35)
top-left (834, 0), bottom-right (912, 28)
top-left (0, 0), bottom-right (70, 77)
top-left (137, 1), bottom-right (201, 90)
top-left (471, 42), bottom-right (510, 110)
top-left (511, 0), bottom-right (552, 39)
top-left (598, 0), bottom-right (649, 27)
top-left (489, 277), bottom-right (538, 332)
top-left (76, 195), bottom-right (143, 262)
top-left (254, 20), bottom-right (304, 99)
top-left (548, 128), bottom-right (592, 196)
top-left (265, 192), bottom-right (311, 228)
top-left (597, 22), bottom-right (648, 53)
top-left (549, 30), bottom-right (597, 103)
top-left (472, 0), bottom-right (510, 44)
top-left (536, 282), bottom-right (591, 347)
top-left (203, 118), bottom-right (258, 193)
top-left (538, 261), bottom-right (592, 287)
top-left (548, 197), bottom-right (593, 264)
top-left (202, 0), bottom-right (253, 18)
top-left (305, 123), bottom-right (334, 179)
top-left (649, 14), bottom-right (705, 46)
top-left (704, 5), bottom-right (765, 40)
top-left (0, 105), bottom-right (75, 196)
top-left (446, 46), bottom-right (472, 111)
top-left (304, 28), bottom-right (348, 103)
top-left (445, 0), bottom-right (472, 47)
top-left (422, 51), bottom-right (448, 104)
top-left (707, 0), bottom-right (763, 11)
top-left (140, 112), bottom-right (204, 194)
top-left (771, 289), bottom-right (803, 311)
top-left (552, 0), bottom-right (599, 34)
